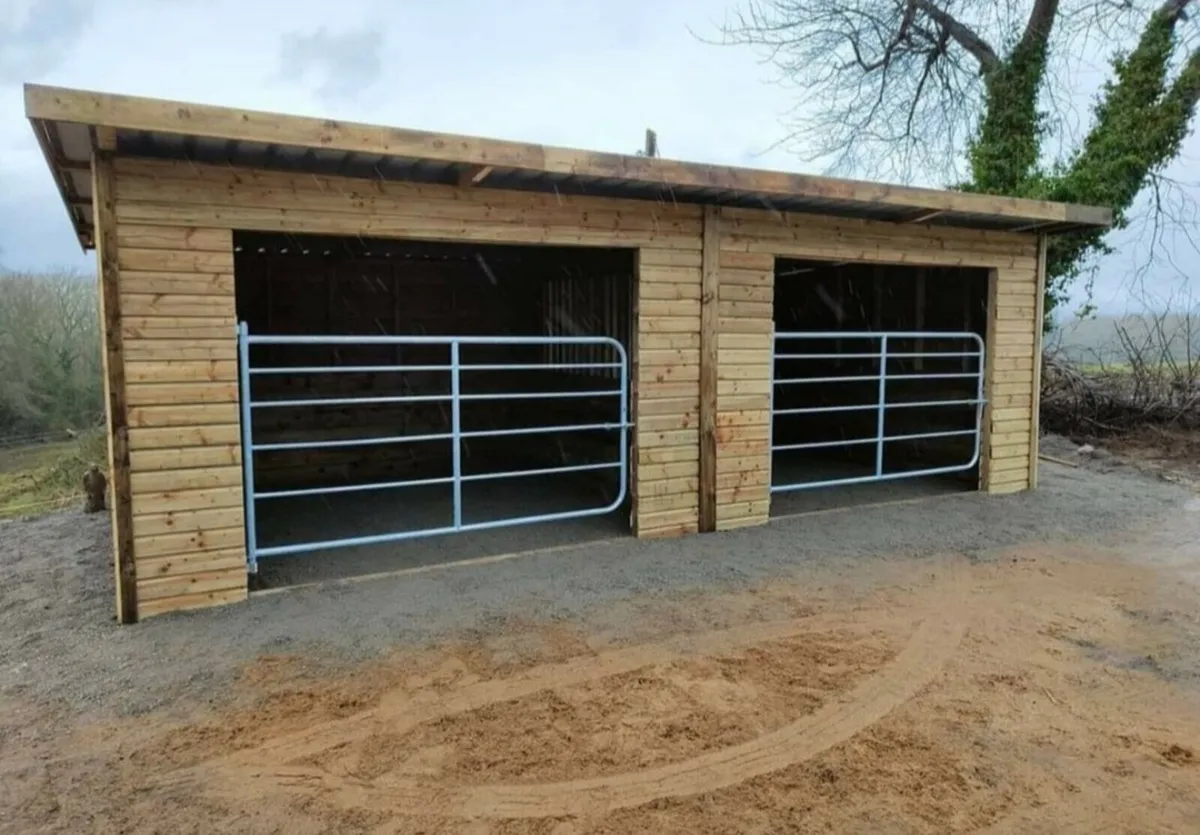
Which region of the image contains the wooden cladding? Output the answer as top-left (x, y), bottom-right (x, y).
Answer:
top-left (96, 154), bottom-right (1044, 618)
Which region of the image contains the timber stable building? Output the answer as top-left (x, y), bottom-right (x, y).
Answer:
top-left (26, 84), bottom-right (1111, 622)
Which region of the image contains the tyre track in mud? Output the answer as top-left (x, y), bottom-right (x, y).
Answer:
top-left (171, 559), bottom-right (972, 821)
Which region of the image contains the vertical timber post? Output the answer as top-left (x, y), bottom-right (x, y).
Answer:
top-left (92, 143), bottom-right (137, 623)
top-left (979, 269), bottom-right (1000, 492)
top-left (698, 206), bottom-right (720, 532)
top-left (1029, 234), bottom-right (1049, 489)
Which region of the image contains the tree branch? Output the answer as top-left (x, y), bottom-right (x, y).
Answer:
top-left (913, 0), bottom-right (999, 70)
top-left (1021, 0), bottom-right (1062, 51)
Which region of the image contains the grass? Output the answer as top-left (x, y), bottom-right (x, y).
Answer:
top-left (0, 430), bottom-right (108, 519)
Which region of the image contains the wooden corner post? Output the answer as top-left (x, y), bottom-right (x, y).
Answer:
top-left (979, 268), bottom-right (999, 492)
top-left (698, 206), bottom-right (720, 532)
top-left (92, 147), bottom-right (137, 623)
top-left (1029, 233), bottom-right (1049, 489)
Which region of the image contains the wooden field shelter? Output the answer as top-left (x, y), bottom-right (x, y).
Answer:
top-left (25, 84), bottom-right (1112, 622)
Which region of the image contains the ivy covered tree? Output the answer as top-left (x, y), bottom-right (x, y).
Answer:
top-left (720, 0), bottom-right (1200, 323)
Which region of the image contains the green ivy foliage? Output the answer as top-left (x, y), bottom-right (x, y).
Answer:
top-left (962, 9), bottom-right (1199, 327)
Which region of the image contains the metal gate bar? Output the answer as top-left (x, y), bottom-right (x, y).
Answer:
top-left (237, 324), bottom-right (630, 572)
top-left (770, 330), bottom-right (986, 494)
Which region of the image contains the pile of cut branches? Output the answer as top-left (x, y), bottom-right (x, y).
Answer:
top-left (1041, 311), bottom-right (1200, 436)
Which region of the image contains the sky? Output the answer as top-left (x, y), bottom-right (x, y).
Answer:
top-left (1, 0), bottom-right (1197, 315)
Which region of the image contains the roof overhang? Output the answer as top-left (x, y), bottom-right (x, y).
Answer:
top-left (25, 83), bottom-right (1114, 252)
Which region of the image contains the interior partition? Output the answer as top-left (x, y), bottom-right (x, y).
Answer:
top-left (771, 258), bottom-right (989, 515)
top-left (234, 232), bottom-right (635, 586)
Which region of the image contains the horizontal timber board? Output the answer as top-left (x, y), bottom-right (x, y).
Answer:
top-left (717, 379), bottom-right (771, 396)
top-left (716, 426), bottom-right (770, 445)
top-left (722, 214), bottom-right (1039, 255)
top-left (716, 499), bottom-right (770, 521)
top-left (718, 317), bottom-right (773, 334)
top-left (718, 267), bottom-right (773, 286)
top-left (716, 455), bottom-right (770, 475)
top-left (124, 341), bottom-right (237, 361)
top-left (117, 247), bottom-right (234, 273)
top-left (718, 333), bottom-right (773, 350)
top-left (991, 419), bottom-right (1031, 436)
top-left (640, 348), bottom-right (700, 367)
top-left (636, 508), bottom-right (700, 531)
top-left (639, 283), bottom-right (702, 301)
top-left (717, 300), bottom-right (772, 319)
top-left (637, 381), bottom-right (701, 399)
top-left (129, 443), bottom-right (240, 472)
top-left (125, 360), bottom-right (237, 384)
top-left (128, 424), bottom-right (241, 450)
top-left (638, 412), bottom-right (698, 432)
top-left (719, 283), bottom-right (772, 303)
top-left (119, 271), bottom-right (235, 296)
top-left (639, 461), bottom-right (699, 481)
top-left (639, 249), bottom-right (703, 268)
top-left (721, 206), bottom-right (1036, 243)
top-left (138, 568), bottom-right (248, 603)
top-left (130, 464), bottom-right (243, 494)
top-left (132, 506), bottom-right (245, 539)
top-left (638, 493), bottom-right (700, 514)
top-left (637, 332), bottom-right (701, 350)
top-left (133, 524), bottom-right (246, 559)
top-left (122, 316), bottom-right (237, 340)
top-left (115, 186), bottom-right (706, 237)
top-left (129, 403), bottom-right (239, 428)
top-left (718, 394), bottom-right (771, 412)
top-left (137, 547), bottom-right (245, 578)
top-left (638, 445), bottom-right (698, 465)
top-left (636, 396), bottom-right (700, 416)
top-left (126, 381), bottom-right (239, 406)
top-left (639, 365), bottom-right (700, 384)
top-left (716, 469), bottom-right (770, 489)
top-left (138, 587), bottom-right (246, 619)
top-left (117, 202), bottom-right (701, 250)
top-left (121, 293), bottom-right (236, 318)
top-left (718, 251), bottom-right (776, 271)
top-left (638, 317), bottom-right (700, 333)
top-left (637, 428), bottom-right (699, 449)
top-left (131, 485), bottom-right (244, 517)
top-left (114, 159), bottom-right (706, 219)
top-left (716, 409), bottom-right (771, 427)
top-left (638, 476), bottom-right (699, 498)
top-left (639, 299), bottom-right (701, 318)
top-left (990, 455), bottom-right (1031, 473)
top-left (639, 266), bottom-right (702, 284)
top-left (115, 225), bottom-right (232, 252)
top-left (716, 484), bottom-right (770, 504)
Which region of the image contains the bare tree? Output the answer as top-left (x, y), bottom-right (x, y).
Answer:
top-left (718, 1), bottom-right (1200, 319)
top-left (0, 271), bottom-right (103, 436)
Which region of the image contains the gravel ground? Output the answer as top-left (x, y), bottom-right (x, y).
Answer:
top-left (0, 456), bottom-right (1190, 721)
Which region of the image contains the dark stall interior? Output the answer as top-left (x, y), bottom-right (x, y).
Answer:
top-left (234, 232), bottom-right (634, 585)
top-left (771, 258), bottom-right (990, 514)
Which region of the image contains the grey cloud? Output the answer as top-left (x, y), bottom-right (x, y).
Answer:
top-left (277, 26), bottom-right (383, 104)
top-left (0, 0), bottom-right (95, 83)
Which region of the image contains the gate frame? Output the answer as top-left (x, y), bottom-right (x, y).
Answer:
top-left (237, 324), bottom-right (631, 573)
top-left (768, 330), bottom-right (987, 494)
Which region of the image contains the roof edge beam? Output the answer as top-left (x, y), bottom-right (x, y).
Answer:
top-left (24, 83), bottom-right (1114, 230)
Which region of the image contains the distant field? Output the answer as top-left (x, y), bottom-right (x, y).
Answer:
top-left (0, 433), bottom-right (105, 518)
top-left (1049, 313), bottom-right (1198, 365)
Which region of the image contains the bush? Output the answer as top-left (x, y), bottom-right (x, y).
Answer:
top-left (0, 270), bottom-right (104, 437)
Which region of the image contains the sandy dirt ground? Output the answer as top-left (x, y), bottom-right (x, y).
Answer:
top-left (3, 458), bottom-right (1200, 832)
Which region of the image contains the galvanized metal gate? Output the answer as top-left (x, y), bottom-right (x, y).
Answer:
top-left (770, 330), bottom-right (986, 493)
top-left (237, 324), bottom-right (630, 572)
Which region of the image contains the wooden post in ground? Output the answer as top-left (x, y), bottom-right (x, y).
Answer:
top-left (92, 143), bottom-right (138, 623)
top-left (698, 206), bottom-right (720, 532)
